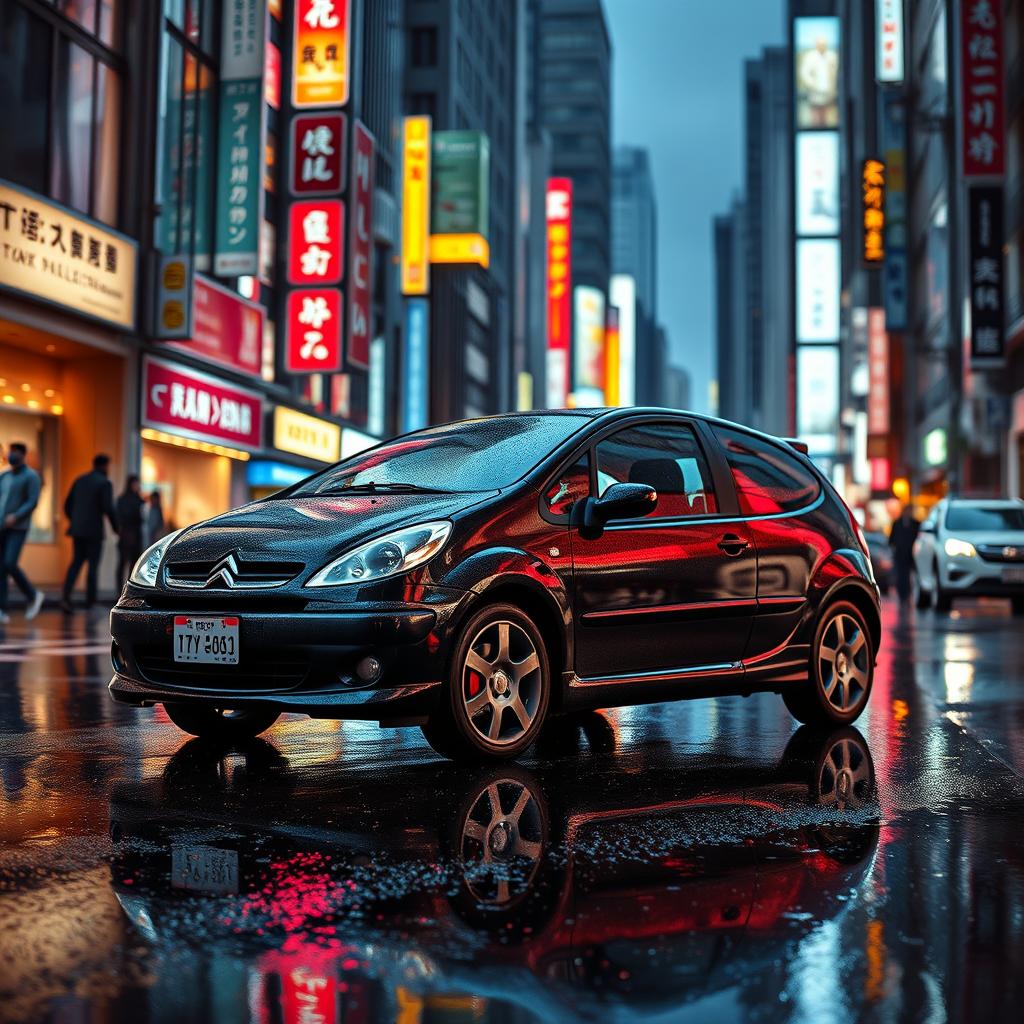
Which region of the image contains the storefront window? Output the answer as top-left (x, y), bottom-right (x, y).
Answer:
top-left (0, 1), bottom-right (123, 227)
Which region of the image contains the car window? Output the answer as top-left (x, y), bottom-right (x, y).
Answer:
top-left (945, 505), bottom-right (1024, 532)
top-left (595, 422), bottom-right (718, 518)
top-left (292, 414), bottom-right (591, 495)
top-left (712, 426), bottom-right (820, 515)
top-left (544, 455), bottom-right (590, 517)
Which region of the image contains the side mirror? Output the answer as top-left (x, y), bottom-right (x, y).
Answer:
top-left (583, 482), bottom-right (657, 531)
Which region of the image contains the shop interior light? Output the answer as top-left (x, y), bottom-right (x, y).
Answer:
top-left (140, 427), bottom-right (252, 462)
top-left (2, 395), bottom-right (14, 404)
top-left (51, 405), bottom-right (64, 415)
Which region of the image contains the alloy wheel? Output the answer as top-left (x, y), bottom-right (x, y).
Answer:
top-left (817, 735), bottom-right (873, 811)
top-left (816, 611), bottom-right (870, 713)
top-left (460, 777), bottom-right (545, 906)
top-left (462, 620), bottom-right (543, 746)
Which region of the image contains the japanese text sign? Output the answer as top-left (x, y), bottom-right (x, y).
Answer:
top-left (875, 0), bottom-right (904, 83)
top-left (867, 308), bottom-right (889, 436)
top-left (401, 116), bottom-right (432, 295)
top-left (142, 356), bottom-right (263, 450)
top-left (288, 199), bottom-right (344, 286)
top-left (0, 179), bottom-right (137, 329)
top-left (286, 288), bottom-right (342, 373)
top-left (968, 185), bottom-right (1005, 365)
top-left (546, 178), bottom-right (573, 406)
top-left (290, 112), bottom-right (346, 195)
top-left (862, 159), bottom-right (885, 263)
top-left (293, 0), bottom-right (351, 107)
top-left (347, 121), bottom-right (374, 369)
top-left (960, 0), bottom-right (1005, 178)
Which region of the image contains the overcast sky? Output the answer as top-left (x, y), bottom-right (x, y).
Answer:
top-left (605, 0), bottom-right (785, 412)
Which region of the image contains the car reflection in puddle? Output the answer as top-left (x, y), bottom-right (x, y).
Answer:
top-left (108, 720), bottom-right (879, 1022)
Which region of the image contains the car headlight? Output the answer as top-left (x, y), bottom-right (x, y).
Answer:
top-left (944, 537), bottom-right (977, 558)
top-left (306, 521), bottom-right (452, 587)
top-left (129, 530), bottom-right (182, 587)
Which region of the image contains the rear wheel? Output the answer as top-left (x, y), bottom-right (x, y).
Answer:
top-left (163, 703), bottom-right (280, 742)
top-left (421, 603), bottom-right (551, 762)
top-left (782, 600), bottom-right (874, 727)
top-left (913, 568), bottom-right (932, 609)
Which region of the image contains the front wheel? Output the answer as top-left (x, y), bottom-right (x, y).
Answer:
top-left (782, 600), bottom-right (874, 727)
top-left (932, 560), bottom-right (953, 612)
top-left (421, 603), bottom-right (551, 762)
top-left (163, 702), bottom-right (280, 742)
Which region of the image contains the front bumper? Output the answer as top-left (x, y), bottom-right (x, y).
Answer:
top-left (941, 555), bottom-right (1024, 596)
top-left (109, 589), bottom-right (469, 722)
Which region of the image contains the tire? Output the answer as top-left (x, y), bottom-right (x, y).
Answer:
top-left (781, 600), bottom-right (874, 727)
top-left (421, 602), bottom-right (551, 762)
top-left (933, 560), bottom-right (953, 612)
top-left (913, 568), bottom-right (932, 609)
top-left (163, 702), bottom-right (280, 742)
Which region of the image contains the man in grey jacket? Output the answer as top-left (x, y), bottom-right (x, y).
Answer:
top-left (0, 442), bottom-right (45, 624)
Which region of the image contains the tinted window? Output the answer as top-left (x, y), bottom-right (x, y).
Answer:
top-left (544, 455), bottom-right (590, 517)
top-left (713, 426), bottom-right (820, 515)
top-left (595, 423), bottom-right (718, 518)
top-left (292, 415), bottom-right (591, 495)
top-left (945, 505), bottom-right (1024, 532)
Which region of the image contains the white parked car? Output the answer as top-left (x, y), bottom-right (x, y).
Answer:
top-left (913, 498), bottom-right (1024, 614)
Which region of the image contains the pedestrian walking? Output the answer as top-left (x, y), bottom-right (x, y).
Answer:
top-left (61, 453), bottom-right (119, 613)
top-left (115, 475), bottom-right (145, 593)
top-left (0, 442), bottom-right (45, 624)
top-left (889, 505), bottom-right (920, 604)
top-left (146, 489), bottom-right (165, 547)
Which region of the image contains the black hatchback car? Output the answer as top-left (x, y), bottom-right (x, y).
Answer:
top-left (109, 409), bottom-right (881, 761)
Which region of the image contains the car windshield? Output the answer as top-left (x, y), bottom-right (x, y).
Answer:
top-left (945, 505), bottom-right (1024, 532)
top-left (292, 414), bottom-right (592, 496)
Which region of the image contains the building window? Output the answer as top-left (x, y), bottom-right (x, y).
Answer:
top-left (410, 26), bottom-right (437, 67)
top-left (0, 0), bottom-right (125, 226)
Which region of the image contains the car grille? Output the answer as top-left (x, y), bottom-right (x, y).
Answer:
top-left (165, 556), bottom-right (304, 589)
top-left (135, 648), bottom-right (309, 691)
top-left (975, 543), bottom-right (1024, 563)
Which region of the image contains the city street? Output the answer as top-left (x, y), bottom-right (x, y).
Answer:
top-left (2, 598), bottom-right (1024, 1022)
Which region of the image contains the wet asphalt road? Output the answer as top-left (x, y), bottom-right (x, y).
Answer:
top-left (2, 599), bottom-right (1024, 1023)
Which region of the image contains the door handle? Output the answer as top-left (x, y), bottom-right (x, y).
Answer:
top-left (717, 533), bottom-right (749, 556)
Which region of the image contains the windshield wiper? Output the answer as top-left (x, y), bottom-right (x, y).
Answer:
top-left (320, 481), bottom-right (452, 495)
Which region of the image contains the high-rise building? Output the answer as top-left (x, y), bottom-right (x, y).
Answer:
top-left (612, 145), bottom-right (662, 404)
top-left (404, 0), bottom-right (523, 421)
top-left (533, 0), bottom-right (612, 303)
top-left (713, 47), bottom-right (792, 435)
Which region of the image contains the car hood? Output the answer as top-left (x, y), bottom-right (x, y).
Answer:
top-left (164, 491), bottom-right (495, 570)
top-left (944, 530), bottom-right (1024, 547)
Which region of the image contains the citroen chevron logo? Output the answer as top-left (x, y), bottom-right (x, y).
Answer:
top-left (206, 553), bottom-right (241, 589)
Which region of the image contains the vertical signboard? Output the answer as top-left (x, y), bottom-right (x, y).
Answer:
top-left (796, 238), bottom-right (840, 342)
top-left (967, 185), bottom-right (1005, 366)
top-left (797, 347), bottom-right (840, 456)
top-left (402, 298), bottom-right (430, 431)
top-left (880, 93), bottom-right (908, 330)
top-left (429, 131), bottom-right (490, 267)
top-left (862, 159), bottom-right (885, 263)
top-left (875, 0), bottom-right (904, 83)
top-left (286, 289), bottom-right (342, 372)
top-left (287, 198), bottom-right (344, 285)
top-left (605, 306), bottom-right (621, 407)
top-left (610, 275), bottom-right (636, 407)
top-left (866, 307), bottom-right (889, 437)
top-left (293, 0), bottom-right (351, 108)
top-left (214, 1), bottom-right (266, 276)
top-left (401, 116), bottom-right (432, 295)
top-left (545, 178), bottom-right (572, 408)
top-left (347, 121), bottom-right (374, 369)
top-left (573, 286), bottom-right (606, 394)
top-left (290, 112), bottom-right (346, 195)
top-left (960, 0), bottom-right (1005, 178)
top-left (796, 132), bottom-right (840, 236)
top-left (794, 17), bottom-right (840, 129)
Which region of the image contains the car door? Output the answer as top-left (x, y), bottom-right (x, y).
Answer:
top-left (570, 419), bottom-right (756, 679)
top-left (708, 425), bottom-right (833, 661)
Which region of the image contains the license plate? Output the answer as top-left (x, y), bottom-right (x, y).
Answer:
top-left (171, 844), bottom-right (239, 895)
top-left (173, 615), bottom-right (239, 664)
top-left (1002, 567), bottom-right (1024, 584)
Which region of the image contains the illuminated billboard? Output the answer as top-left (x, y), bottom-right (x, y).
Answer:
top-left (292, 0), bottom-right (351, 108)
top-left (401, 116), bottom-right (431, 295)
top-left (797, 346), bottom-right (839, 455)
top-left (794, 17), bottom-right (840, 129)
top-left (430, 131), bottom-right (489, 268)
top-left (796, 132), bottom-right (839, 236)
top-left (545, 178), bottom-right (572, 408)
top-left (573, 285), bottom-right (606, 394)
top-left (796, 238), bottom-right (840, 342)
top-left (876, 0), bottom-right (904, 83)
top-left (862, 159), bottom-right (885, 263)
top-left (610, 274), bottom-right (636, 407)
